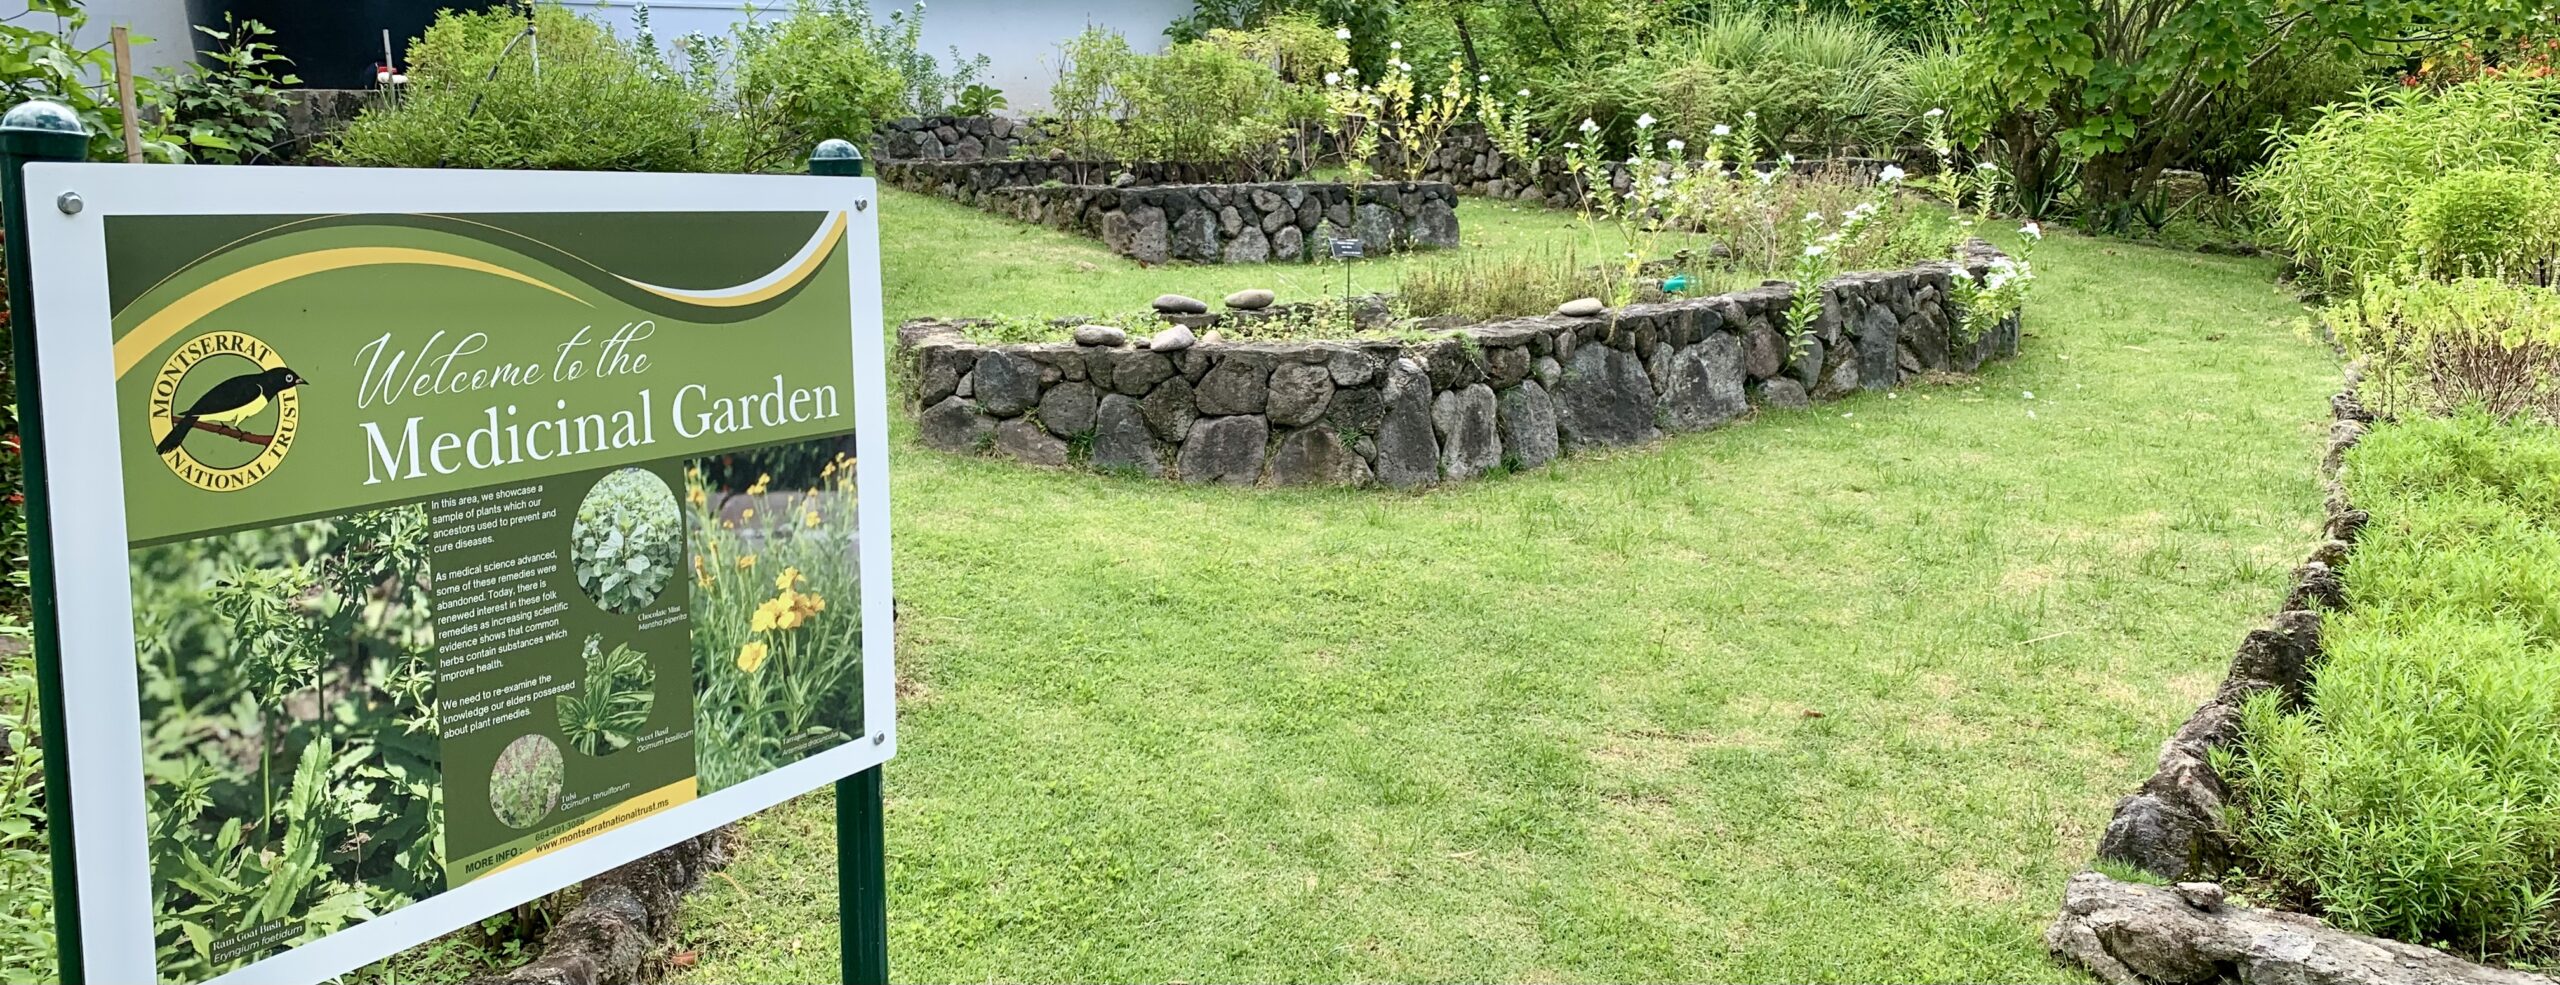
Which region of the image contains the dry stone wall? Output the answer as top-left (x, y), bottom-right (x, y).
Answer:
top-left (874, 115), bottom-right (1047, 161)
top-left (877, 156), bottom-right (1451, 264)
top-left (898, 242), bottom-right (2020, 488)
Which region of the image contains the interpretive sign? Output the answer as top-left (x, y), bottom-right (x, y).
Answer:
top-left (17, 164), bottom-right (894, 984)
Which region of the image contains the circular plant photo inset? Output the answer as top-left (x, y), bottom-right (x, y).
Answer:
top-left (573, 466), bottom-right (682, 614)
top-left (558, 633), bottom-right (657, 757)
top-left (490, 733), bottom-right (565, 829)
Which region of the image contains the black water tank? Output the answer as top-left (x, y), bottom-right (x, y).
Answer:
top-left (202, 0), bottom-right (506, 89)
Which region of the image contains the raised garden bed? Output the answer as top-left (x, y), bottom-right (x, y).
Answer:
top-left (875, 114), bottom-right (1048, 161)
top-left (879, 155), bottom-right (1452, 265)
top-left (2048, 371), bottom-right (2560, 985)
top-left (896, 242), bottom-right (2018, 488)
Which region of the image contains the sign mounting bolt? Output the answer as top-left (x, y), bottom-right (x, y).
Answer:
top-left (54, 191), bottom-right (81, 215)
top-left (871, 732), bottom-right (886, 745)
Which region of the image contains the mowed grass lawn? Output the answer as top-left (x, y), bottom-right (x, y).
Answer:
top-left (670, 188), bottom-right (2339, 982)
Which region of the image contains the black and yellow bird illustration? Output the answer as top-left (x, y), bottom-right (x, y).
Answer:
top-left (155, 367), bottom-right (309, 454)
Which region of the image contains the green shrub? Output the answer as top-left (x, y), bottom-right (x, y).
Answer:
top-left (2323, 277), bottom-right (2560, 422)
top-left (2402, 170), bottom-right (2560, 282)
top-left (2245, 78), bottom-right (2560, 290)
top-left (728, 0), bottom-right (909, 173)
top-left (1526, 11), bottom-right (1917, 156)
top-left (1047, 28), bottom-right (1293, 171)
top-left (331, 5), bottom-right (714, 171)
top-left (157, 15), bottom-right (300, 164)
top-left (2228, 412), bottom-right (2560, 964)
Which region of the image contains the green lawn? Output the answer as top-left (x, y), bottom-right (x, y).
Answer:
top-left (665, 188), bottom-right (2338, 982)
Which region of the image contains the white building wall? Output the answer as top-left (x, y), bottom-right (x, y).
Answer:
top-left (56, 0), bottom-right (198, 78)
top-left (563, 0), bottom-right (1194, 115)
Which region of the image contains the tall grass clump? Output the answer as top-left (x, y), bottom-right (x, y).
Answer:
top-left (2226, 412), bottom-right (2560, 964)
top-left (1527, 11), bottom-right (1918, 156)
top-left (2244, 78), bottom-right (2560, 290)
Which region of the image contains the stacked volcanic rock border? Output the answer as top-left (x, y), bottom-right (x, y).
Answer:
top-left (897, 242), bottom-right (2019, 488)
top-left (878, 158), bottom-right (1457, 265)
top-left (874, 115), bottom-right (1048, 161)
top-left (2047, 370), bottom-right (2554, 985)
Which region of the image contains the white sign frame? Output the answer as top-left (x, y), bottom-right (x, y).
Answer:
top-left (21, 163), bottom-right (897, 985)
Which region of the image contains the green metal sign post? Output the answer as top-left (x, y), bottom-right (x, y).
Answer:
top-left (810, 137), bottom-right (891, 985)
top-left (2, 98), bottom-right (93, 985)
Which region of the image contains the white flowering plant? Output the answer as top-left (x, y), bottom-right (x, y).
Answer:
top-left (1372, 52), bottom-right (1472, 182)
top-left (1948, 222), bottom-right (2041, 350)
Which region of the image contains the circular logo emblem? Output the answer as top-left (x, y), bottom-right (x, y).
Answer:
top-left (147, 331), bottom-right (305, 492)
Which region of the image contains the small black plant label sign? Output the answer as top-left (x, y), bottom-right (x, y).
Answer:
top-left (22, 165), bottom-right (897, 985)
top-left (1329, 237), bottom-right (1364, 259)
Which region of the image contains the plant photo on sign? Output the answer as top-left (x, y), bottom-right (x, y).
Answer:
top-left (488, 734), bottom-right (564, 830)
top-left (556, 633), bottom-right (657, 757)
top-left (127, 507), bottom-right (438, 980)
top-left (687, 436), bottom-right (863, 794)
top-left (572, 466), bottom-right (682, 614)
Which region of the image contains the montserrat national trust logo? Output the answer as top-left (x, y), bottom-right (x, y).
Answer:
top-left (147, 329), bottom-right (307, 492)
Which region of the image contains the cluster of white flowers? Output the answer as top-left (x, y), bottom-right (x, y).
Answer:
top-left (1982, 256), bottom-right (2025, 291)
top-left (1666, 138), bottom-right (1686, 152)
top-left (1878, 164), bottom-right (1906, 183)
top-left (1580, 118), bottom-right (1601, 135)
top-left (1711, 124), bottom-right (1732, 137)
top-left (1336, 27), bottom-right (1351, 40)
top-left (2019, 221), bottom-right (2044, 241)
top-left (1635, 113), bottom-right (1657, 129)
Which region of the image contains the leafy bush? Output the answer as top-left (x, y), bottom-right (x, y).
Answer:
top-left (2228, 412), bottom-right (2560, 964)
top-left (2402, 170), bottom-right (2560, 282)
top-left (572, 467), bottom-right (682, 614)
top-left (726, 0), bottom-right (910, 174)
top-left (1639, 12), bottom-right (1914, 153)
top-left (557, 634), bottom-right (656, 756)
top-left (1049, 28), bottom-right (1294, 171)
top-left (331, 5), bottom-right (714, 171)
top-left (2324, 278), bottom-right (2560, 422)
top-left (1517, 11), bottom-right (1919, 157)
top-left (2246, 78), bottom-right (2560, 290)
top-left (0, 0), bottom-right (179, 161)
top-left (158, 15), bottom-right (300, 164)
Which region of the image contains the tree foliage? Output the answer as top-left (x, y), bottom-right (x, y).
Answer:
top-left (1957, 0), bottom-right (2539, 226)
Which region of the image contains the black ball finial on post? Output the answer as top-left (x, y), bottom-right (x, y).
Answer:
top-left (810, 138), bottom-right (865, 177)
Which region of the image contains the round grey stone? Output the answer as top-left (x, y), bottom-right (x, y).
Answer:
top-left (1557, 297), bottom-right (1606, 317)
top-left (1072, 324), bottom-right (1129, 348)
top-left (1224, 288), bottom-right (1276, 310)
top-left (1152, 293), bottom-right (1210, 315)
top-left (1149, 325), bottom-right (1197, 352)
